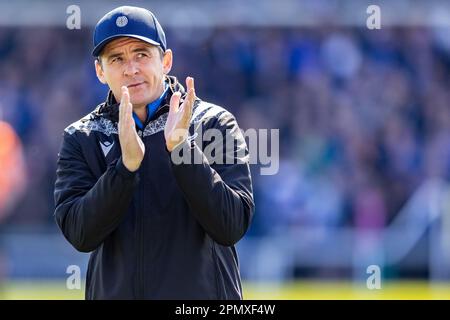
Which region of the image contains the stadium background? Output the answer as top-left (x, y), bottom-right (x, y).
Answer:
top-left (1, 0), bottom-right (450, 299)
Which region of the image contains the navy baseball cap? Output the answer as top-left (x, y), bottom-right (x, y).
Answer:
top-left (92, 6), bottom-right (167, 57)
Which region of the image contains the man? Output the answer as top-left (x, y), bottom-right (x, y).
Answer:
top-left (54, 6), bottom-right (254, 299)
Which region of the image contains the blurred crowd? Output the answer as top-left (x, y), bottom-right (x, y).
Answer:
top-left (0, 26), bottom-right (449, 236)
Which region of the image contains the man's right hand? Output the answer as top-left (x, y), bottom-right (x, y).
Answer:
top-left (119, 86), bottom-right (145, 172)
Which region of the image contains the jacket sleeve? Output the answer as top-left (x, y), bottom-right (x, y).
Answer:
top-left (54, 132), bottom-right (138, 252)
top-left (169, 111), bottom-right (255, 246)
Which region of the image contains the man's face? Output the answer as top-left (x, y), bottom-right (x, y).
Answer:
top-left (95, 37), bottom-right (172, 108)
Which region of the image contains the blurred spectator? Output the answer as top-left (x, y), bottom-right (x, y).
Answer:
top-left (0, 120), bottom-right (26, 222)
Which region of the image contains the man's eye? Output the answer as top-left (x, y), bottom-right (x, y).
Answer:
top-left (137, 53), bottom-right (148, 59)
top-left (111, 57), bottom-right (123, 63)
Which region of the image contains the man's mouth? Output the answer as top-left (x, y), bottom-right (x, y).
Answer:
top-left (127, 82), bottom-right (145, 88)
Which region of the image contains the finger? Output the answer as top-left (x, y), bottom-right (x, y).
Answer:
top-left (121, 86), bottom-right (130, 104)
top-left (170, 91), bottom-right (181, 114)
top-left (180, 77), bottom-right (195, 111)
top-left (186, 77), bottom-right (196, 105)
top-left (181, 90), bottom-right (194, 127)
top-left (186, 76), bottom-right (194, 93)
top-left (125, 107), bottom-right (134, 129)
top-left (120, 86), bottom-right (130, 123)
top-left (185, 83), bottom-right (195, 115)
top-left (126, 94), bottom-right (133, 126)
top-left (178, 78), bottom-right (194, 126)
top-left (122, 86), bottom-right (134, 127)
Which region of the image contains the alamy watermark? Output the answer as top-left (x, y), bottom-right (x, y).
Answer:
top-left (67, 4), bottom-right (381, 31)
top-left (366, 264), bottom-right (382, 290)
top-left (169, 127), bottom-right (279, 176)
top-left (66, 265), bottom-right (81, 290)
top-left (66, 5), bottom-right (81, 30)
top-left (367, 5), bottom-right (381, 29)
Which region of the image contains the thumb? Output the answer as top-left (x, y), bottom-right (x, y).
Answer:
top-left (170, 91), bottom-right (181, 113)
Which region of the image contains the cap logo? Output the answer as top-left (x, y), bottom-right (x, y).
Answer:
top-left (116, 16), bottom-right (128, 27)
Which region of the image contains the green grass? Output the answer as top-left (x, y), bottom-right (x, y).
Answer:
top-left (2, 280), bottom-right (450, 300)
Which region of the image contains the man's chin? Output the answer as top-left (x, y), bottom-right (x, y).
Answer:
top-left (130, 96), bottom-right (152, 107)
top-left (131, 102), bottom-right (149, 109)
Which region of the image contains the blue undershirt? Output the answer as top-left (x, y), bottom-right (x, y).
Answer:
top-left (132, 83), bottom-right (169, 130)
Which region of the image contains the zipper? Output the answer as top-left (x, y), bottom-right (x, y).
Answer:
top-left (136, 129), bottom-right (144, 298)
top-left (134, 183), bottom-right (141, 298)
top-left (138, 190), bottom-right (144, 298)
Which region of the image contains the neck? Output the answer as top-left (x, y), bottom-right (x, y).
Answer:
top-left (132, 82), bottom-right (165, 122)
top-left (133, 105), bottom-right (148, 122)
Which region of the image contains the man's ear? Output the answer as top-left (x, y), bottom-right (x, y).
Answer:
top-left (95, 59), bottom-right (107, 84)
top-left (162, 49), bottom-right (173, 74)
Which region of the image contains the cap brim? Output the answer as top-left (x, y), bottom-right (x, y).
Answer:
top-left (92, 34), bottom-right (161, 57)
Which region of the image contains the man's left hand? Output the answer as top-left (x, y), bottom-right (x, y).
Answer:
top-left (164, 77), bottom-right (196, 152)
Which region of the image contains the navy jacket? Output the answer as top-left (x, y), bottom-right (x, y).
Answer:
top-left (54, 76), bottom-right (254, 299)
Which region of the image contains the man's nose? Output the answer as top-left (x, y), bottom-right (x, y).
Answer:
top-left (123, 60), bottom-right (139, 76)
